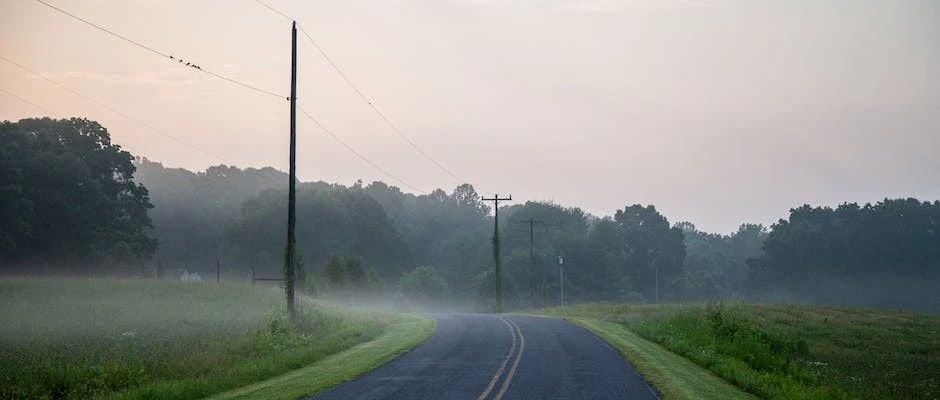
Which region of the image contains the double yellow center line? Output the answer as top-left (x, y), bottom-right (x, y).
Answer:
top-left (477, 317), bottom-right (526, 400)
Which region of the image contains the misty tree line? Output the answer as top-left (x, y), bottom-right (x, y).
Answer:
top-left (2, 118), bottom-right (938, 310)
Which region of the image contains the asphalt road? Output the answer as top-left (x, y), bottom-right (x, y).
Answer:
top-left (310, 314), bottom-right (659, 400)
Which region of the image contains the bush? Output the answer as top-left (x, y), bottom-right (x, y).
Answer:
top-left (398, 266), bottom-right (447, 304)
top-left (633, 308), bottom-right (845, 400)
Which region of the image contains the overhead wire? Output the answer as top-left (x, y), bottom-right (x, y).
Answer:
top-left (296, 25), bottom-right (465, 185)
top-left (297, 104), bottom-right (425, 193)
top-left (251, 0), bottom-right (427, 193)
top-left (2, 56), bottom-right (294, 190)
top-left (253, 0), bottom-right (293, 22)
top-left (0, 86), bottom-right (56, 115)
top-left (249, 0), bottom-right (474, 192)
top-left (32, 0), bottom-right (288, 101)
top-left (0, 54), bottom-right (226, 162)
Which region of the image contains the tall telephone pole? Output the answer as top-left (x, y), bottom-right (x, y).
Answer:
top-left (284, 21), bottom-right (298, 324)
top-left (520, 217), bottom-right (543, 307)
top-left (482, 194), bottom-right (511, 313)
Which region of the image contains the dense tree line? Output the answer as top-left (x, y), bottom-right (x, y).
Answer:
top-left (676, 222), bottom-right (766, 301)
top-left (3, 118), bottom-right (938, 310)
top-left (0, 118), bottom-right (154, 271)
top-left (747, 200), bottom-right (940, 310)
top-left (134, 158), bottom-right (289, 270)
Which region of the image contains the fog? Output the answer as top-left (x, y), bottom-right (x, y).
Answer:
top-left (1, 140), bottom-right (937, 313)
top-left (4, 3), bottom-right (940, 400)
top-left (2, 0), bottom-right (939, 233)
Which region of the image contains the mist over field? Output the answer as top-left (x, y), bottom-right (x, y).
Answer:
top-left (2, 1), bottom-right (938, 399)
top-left (2, 118), bottom-right (939, 312)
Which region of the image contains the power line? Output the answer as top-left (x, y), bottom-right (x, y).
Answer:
top-left (253, 0), bottom-right (293, 22)
top-left (0, 86), bottom-right (55, 115)
top-left (2, 55), bottom-right (291, 191)
top-left (297, 104), bottom-right (425, 193)
top-left (247, 0), bottom-right (468, 189)
top-left (251, 3), bottom-right (427, 194)
top-left (34, 0), bottom-right (167, 58)
top-left (0, 54), bottom-right (225, 162)
top-left (297, 25), bottom-right (465, 184)
top-left (32, 0), bottom-right (288, 100)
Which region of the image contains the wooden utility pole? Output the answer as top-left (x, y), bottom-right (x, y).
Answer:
top-left (216, 258), bottom-right (221, 283)
top-left (284, 20), bottom-right (298, 324)
top-left (482, 194), bottom-right (511, 313)
top-left (520, 217), bottom-right (543, 307)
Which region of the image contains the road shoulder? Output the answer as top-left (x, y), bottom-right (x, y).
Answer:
top-left (207, 313), bottom-right (436, 400)
top-left (569, 318), bottom-right (757, 400)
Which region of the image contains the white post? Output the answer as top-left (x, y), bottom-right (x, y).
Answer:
top-left (558, 255), bottom-right (565, 306)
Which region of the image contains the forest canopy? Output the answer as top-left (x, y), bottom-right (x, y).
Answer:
top-left (2, 118), bottom-right (937, 311)
top-left (0, 118), bottom-right (155, 268)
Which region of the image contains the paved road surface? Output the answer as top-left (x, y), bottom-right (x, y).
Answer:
top-left (310, 314), bottom-right (659, 400)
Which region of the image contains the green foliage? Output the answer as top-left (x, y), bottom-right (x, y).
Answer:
top-left (542, 303), bottom-right (940, 400)
top-left (227, 186), bottom-right (410, 282)
top-left (677, 223), bottom-right (766, 301)
top-left (315, 255), bottom-right (385, 301)
top-left (748, 199), bottom-right (940, 310)
top-left (632, 309), bottom-right (839, 400)
top-left (0, 278), bottom-right (390, 400)
top-left (614, 205), bottom-right (686, 301)
top-left (206, 314), bottom-right (435, 400)
top-left (357, 182), bottom-right (492, 291)
top-left (570, 318), bottom-right (756, 400)
top-left (398, 266), bottom-right (448, 303)
top-left (134, 159), bottom-right (287, 273)
top-left (0, 118), bottom-right (155, 268)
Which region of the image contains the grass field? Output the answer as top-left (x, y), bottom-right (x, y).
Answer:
top-left (541, 303), bottom-right (940, 400)
top-left (0, 278), bottom-right (429, 400)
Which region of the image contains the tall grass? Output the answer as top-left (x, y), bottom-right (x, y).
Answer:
top-left (0, 278), bottom-right (392, 400)
top-left (542, 303), bottom-right (940, 400)
top-left (632, 308), bottom-right (843, 399)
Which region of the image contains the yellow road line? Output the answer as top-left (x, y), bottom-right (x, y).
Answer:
top-left (493, 318), bottom-right (526, 400)
top-left (477, 316), bottom-right (517, 400)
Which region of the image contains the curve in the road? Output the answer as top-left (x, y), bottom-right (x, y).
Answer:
top-left (309, 313), bottom-right (659, 400)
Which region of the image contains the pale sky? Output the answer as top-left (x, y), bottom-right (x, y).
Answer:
top-left (1, 0), bottom-right (938, 233)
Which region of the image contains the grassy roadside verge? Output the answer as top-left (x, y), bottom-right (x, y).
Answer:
top-left (543, 304), bottom-right (940, 400)
top-left (569, 318), bottom-right (755, 400)
top-left (207, 313), bottom-right (435, 400)
top-left (0, 278), bottom-right (434, 400)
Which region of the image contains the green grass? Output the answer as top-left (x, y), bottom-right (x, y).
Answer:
top-left (0, 278), bottom-right (429, 400)
top-left (208, 314), bottom-right (435, 400)
top-left (541, 303), bottom-right (940, 400)
top-left (571, 318), bottom-right (756, 400)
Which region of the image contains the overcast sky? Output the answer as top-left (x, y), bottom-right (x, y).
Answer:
top-left (1, 0), bottom-right (938, 233)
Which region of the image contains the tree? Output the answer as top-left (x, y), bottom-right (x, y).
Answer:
top-left (227, 185), bottom-right (410, 280)
top-left (317, 255), bottom-right (384, 301)
top-left (0, 118), bottom-right (155, 269)
top-left (134, 158), bottom-right (291, 272)
top-left (614, 204), bottom-right (685, 301)
top-left (746, 199), bottom-right (940, 310)
top-left (398, 266), bottom-right (448, 304)
top-left (678, 222), bottom-right (765, 301)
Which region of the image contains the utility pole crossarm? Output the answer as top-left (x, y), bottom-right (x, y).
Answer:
top-left (481, 195), bottom-right (512, 202)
